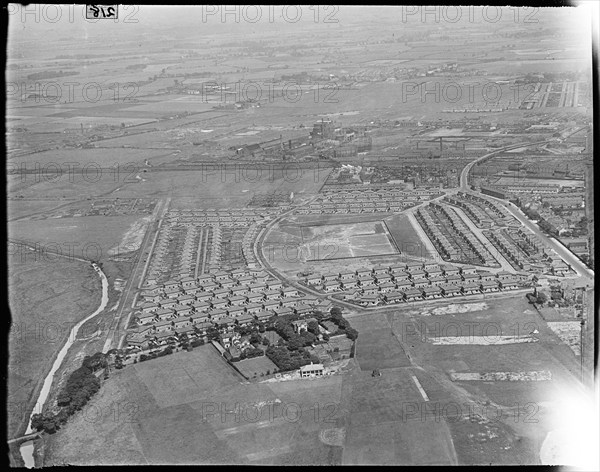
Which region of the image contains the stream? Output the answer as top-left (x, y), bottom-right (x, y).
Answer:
top-left (20, 263), bottom-right (109, 468)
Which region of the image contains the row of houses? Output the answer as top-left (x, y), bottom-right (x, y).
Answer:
top-left (430, 202), bottom-right (497, 265)
top-left (444, 195), bottom-right (494, 228)
top-left (137, 288), bottom-right (316, 323)
top-left (127, 297), bottom-right (336, 351)
top-left (303, 264), bottom-right (526, 301)
top-left (485, 229), bottom-right (538, 272)
top-left (303, 262), bottom-right (474, 286)
top-left (141, 273), bottom-right (305, 304)
top-left (458, 191), bottom-right (514, 222)
top-left (296, 203), bottom-right (413, 215)
top-left (349, 277), bottom-right (523, 307)
top-left (416, 207), bottom-right (459, 259)
top-left (322, 186), bottom-right (442, 198)
top-left (241, 222), bottom-right (261, 268)
top-left (168, 207), bottom-right (279, 217)
top-left (141, 270), bottom-right (298, 308)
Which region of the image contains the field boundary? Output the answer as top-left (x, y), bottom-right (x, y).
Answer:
top-left (381, 219), bottom-right (402, 254)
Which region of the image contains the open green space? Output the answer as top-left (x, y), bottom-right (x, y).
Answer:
top-left (43, 345), bottom-right (347, 465)
top-left (7, 254), bottom-right (102, 439)
top-left (384, 213), bottom-right (434, 260)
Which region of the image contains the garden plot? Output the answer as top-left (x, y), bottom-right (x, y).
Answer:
top-left (546, 322), bottom-right (581, 355)
top-left (450, 371), bottom-right (552, 381)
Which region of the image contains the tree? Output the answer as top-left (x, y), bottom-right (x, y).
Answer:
top-left (536, 292), bottom-right (548, 305)
top-left (43, 417), bottom-right (58, 434)
top-left (57, 392), bottom-right (71, 406)
top-left (300, 331), bottom-right (317, 346)
top-left (346, 328), bottom-right (358, 341)
top-left (287, 335), bottom-right (304, 351)
top-left (31, 413), bottom-right (45, 432)
top-left (250, 332), bottom-right (262, 345)
top-left (307, 320), bottom-right (320, 335)
top-left (330, 306), bottom-right (343, 318)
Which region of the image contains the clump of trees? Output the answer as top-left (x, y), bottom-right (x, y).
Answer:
top-left (31, 352), bottom-right (106, 434)
top-left (330, 308), bottom-right (359, 341)
top-left (266, 345), bottom-right (319, 372)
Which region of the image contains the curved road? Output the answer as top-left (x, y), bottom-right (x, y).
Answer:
top-left (459, 140), bottom-right (554, 190)
top-left (459, 139), bottom-right (594, 282)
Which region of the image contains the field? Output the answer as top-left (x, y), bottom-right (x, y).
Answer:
top-left (9, 215), bottom-right (145, 263)
top-left (383, 213), bottom-right (435, 260)
top-left (300, 221), bottom-right (398, 259)
top-left (38, 289), bottom-right (587, 466)
top-left (235, 356), bottom-right (279, 379)
top-left (340, 369), bottom-right (457, 465)
top-left (351, 312), bottom-right (411, 371)
top-left (338, 292), bottom-right (590, 465)
top-left (264, 211), bottom-right (438, 278)
top-left (7, 254), bottom-right (102, 439)
top-left (43, 345), bottom-right (347, 465)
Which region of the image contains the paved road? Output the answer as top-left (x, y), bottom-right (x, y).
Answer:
top-left (459, 138), bottom-right (594, 282)
top-left (459, 140), bottom-right (553, 190)
top-left (498, 199), bottom-right (594, 281)
top-left (104, 197), bottom-right (170, 351)
top-left (451, 206), bottom-right (514, 271)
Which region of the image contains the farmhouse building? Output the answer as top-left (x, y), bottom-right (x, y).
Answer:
top-left (300, 362), bottom-right (325, 378)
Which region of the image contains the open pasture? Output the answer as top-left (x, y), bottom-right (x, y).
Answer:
top-left (341, 368), bottom-right (457, 465)
top-left (351, 312), bottom-right (411, 371)
top-left (9, 214), bottom-right (144, 262)
top-left (44, 346), bottom-right (348, 465)
top-left (7, 255), bottom-right (101, 439)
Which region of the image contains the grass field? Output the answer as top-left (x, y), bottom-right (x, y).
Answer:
top-left (40, 294), bottom-right (581, 466)
top-left (340, 295), bottom-right (583, 465)
top-left (351, 312), bottom-right (412, 371)
top-left (43, 345), bottom-right (348, 465)
top-left (340, 369), bottom-right (457, 465)
top-left (9, 214), bottom-right (145, 263)
top-left (7, 254), bottom-right (101, 439)
top-left (300, 221), bottom-right (398, 260)
top-left (384, 213), bottom-right (434, 260)
top-left (384, 295), bottom-right (584, 464)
